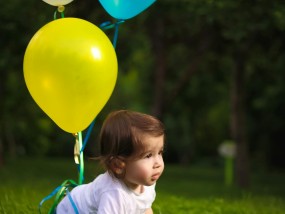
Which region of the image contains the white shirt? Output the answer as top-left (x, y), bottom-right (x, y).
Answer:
top-left (56, 172), bottom-right (156, 214)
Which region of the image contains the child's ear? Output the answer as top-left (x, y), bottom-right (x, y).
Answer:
top-left (110, 157), bottom-right (126, 176)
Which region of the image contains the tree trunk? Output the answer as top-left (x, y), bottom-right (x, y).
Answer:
top-left (0, 134), bottom-right (3, 167)
top-left (0, 61), bottom-right (4, 166)
top-left (230, 54), bottom-right (250, 188)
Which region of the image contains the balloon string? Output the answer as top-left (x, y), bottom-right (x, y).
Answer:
top-left (38, 131), bottom-right (84, 213)
top-left (73, 132), bottom-right (84, 184)
top-left (100, 19), bottom-right (125, 48)
top-left (77, 131), bottom-right (84, 184)
top-left (112, 20), bottom-right (120, 48)
top-left (53, 11), bottom-right (65, 20)
top-left (53, 6), bottom-right (65, 20)
top-left (39, 185), bottom-right (62, 214)
top-left (39, 179), bottom-right (78, 214)
top-left (66, 189), bottom-right (79, 214)
top-left (81, 119), bottom-right (95, 153)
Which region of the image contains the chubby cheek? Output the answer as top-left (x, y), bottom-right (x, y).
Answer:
top-left (127, 162), bottom-right (151, 181)
top-left (136, 167), bottom-right (150, 179)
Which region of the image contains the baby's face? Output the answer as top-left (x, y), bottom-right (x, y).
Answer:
top-left (123, 135), bottom-right (164, 192)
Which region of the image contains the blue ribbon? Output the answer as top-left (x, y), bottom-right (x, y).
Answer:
top-left (66, 189), bottom-right (79, 214)
top-left (38, 185), bottom-right (64, 214)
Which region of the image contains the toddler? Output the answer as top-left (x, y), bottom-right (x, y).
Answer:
top-left (57, 110), bottom-right (165, 213)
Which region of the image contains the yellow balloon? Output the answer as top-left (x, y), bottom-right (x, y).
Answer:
top-left (23, 18), bottom-right (118, 133)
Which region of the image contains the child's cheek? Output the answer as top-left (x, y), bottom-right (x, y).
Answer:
top-left (136, 167), bottom-right (150, 179)
top-left (131, 160), bottom-right (151, 179)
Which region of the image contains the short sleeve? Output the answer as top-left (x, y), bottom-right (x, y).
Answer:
top-left (97, 190), bottom-right (126, 214)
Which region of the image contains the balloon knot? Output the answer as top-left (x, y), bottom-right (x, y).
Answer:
top-left (100, 19), bottom-right (125, 30)
top-left (58, 5), bottom-right (65, 12)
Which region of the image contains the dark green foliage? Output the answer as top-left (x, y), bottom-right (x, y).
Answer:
top-left (0, 0), bottom-right (285, 171)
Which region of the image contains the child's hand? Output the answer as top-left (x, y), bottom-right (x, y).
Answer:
top-left (145, 208), bottom-right (153, 214)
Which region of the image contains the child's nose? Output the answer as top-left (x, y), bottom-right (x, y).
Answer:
top-left (154, 155), bottom-right (163, 168)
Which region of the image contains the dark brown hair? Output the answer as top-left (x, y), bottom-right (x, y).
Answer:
top-left (99, 110), bottom-right (164, 176)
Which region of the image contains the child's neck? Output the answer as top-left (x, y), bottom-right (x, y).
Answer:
top-left (123, 180), bottom-right (144, 194)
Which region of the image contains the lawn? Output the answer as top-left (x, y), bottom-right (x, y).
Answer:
top-left (0, 157), bottom-right (284, 213)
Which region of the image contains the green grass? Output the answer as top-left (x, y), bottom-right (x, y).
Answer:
top-left (153, 164), bottom-right (285, 214)
top-left (0, 158), bottom-right (284, 213)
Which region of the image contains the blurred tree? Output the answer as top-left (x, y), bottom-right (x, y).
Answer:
top-left (0, 0), bottom-right (53, 160)
top-left (0, 0), bottom-right (284, 191)
top-left (137, 0), bottom-right (285, 187)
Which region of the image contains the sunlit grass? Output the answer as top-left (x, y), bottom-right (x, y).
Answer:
top-left (153, 163), bottom-right (285, 213)
top-left (153, 195), bottom-right (285, 214)
top-left (0, 158), bottom-right (284, 213)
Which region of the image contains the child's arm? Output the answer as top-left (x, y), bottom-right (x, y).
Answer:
top-left (145, 208), bottom-right (153, 214)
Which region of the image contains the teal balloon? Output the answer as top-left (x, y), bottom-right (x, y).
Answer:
top-left (99, 0), bottom-right (156, 20)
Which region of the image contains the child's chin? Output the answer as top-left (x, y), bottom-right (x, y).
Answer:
top-left (146, 180), bottom-right (156, 186)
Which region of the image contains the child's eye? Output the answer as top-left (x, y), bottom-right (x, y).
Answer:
top-left (159, 150), bottom-right (164, 155)
top-left (145, 153), bottom-right (152, 158)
